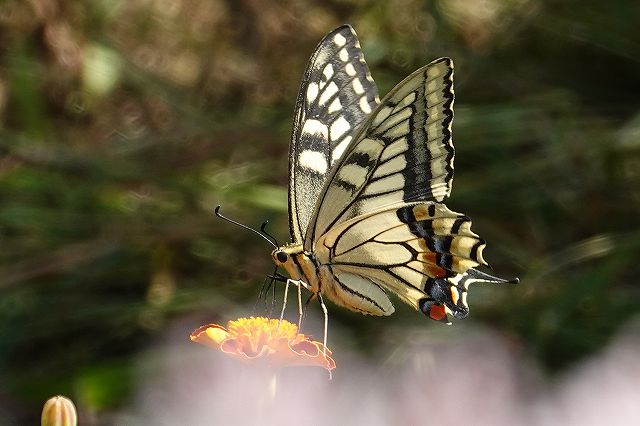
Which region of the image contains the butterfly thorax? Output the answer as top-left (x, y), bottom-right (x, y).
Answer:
top-left (271, 244), bottom-right (321, 294)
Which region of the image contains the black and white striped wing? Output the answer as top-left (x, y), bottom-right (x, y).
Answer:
top-left (288, 25), bottom-right (379, 243)
top-left (306, 58), bottom-right (455, 248)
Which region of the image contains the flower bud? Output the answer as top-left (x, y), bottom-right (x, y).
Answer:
top-left (41, 395), bottom-right (77, 426)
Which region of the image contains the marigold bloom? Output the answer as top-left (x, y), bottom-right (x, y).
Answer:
top-left (190, 317), bottom-right (335, 371)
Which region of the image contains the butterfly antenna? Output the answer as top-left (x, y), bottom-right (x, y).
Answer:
top-left (260, 221), bottom-right (279, 247)
top-left (214, 205), bottom-right (277, 248)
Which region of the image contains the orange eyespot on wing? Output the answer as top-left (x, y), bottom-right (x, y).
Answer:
top-left (419, 298), bottom-right (451, 324)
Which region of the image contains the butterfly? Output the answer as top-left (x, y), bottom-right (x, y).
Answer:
top-left (269, 25), bottom-right (518, 330)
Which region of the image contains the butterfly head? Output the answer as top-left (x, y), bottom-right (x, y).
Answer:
top-left (271, 243), bottom-right (304, 266)
top-left (271, 243), bottom-right (314, 285)
top-left (272, 248), bottom-right (290, 265)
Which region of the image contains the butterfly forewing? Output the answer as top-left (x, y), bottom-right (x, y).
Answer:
top-left (306, 58), bottom-right (455, 248)
top-left (288, 25), bottom-right (379, 243)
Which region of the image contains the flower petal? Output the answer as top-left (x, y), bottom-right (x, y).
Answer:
top-left (190, 323), bottom-right (229, 348)
top-left (190, 317), bottom-right (336, 371)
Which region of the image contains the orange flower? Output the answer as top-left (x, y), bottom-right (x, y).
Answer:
top-left (190, 317), bottom-right (335, 371)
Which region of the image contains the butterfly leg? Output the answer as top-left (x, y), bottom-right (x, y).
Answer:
top-left (279, 278), bottom-right (293, 325)
top-left (318, 293), bottom-right (333, 381)
top-left (317, 292), bottom-right (329, 355)
top-left (296, 279), bottom-right (304, 330)
top-left (302, 291), bottom-right (329, 355)
top-left (280, 279), bottom-right (310, 328)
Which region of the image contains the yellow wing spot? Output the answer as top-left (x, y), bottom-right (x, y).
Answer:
top-left (426, 63), bottom-right (445, 79)
top-left (452, 258), bottom-right (479, 274)
top-left (415, 238), bottom-right (429, 252)
top-left (413, 204), bottom-right (429, 221)
top-left (450, 286), bottom-right (459, 305)
top-left (476, 244), bottom-right (487, 265)
top-left (450, 236), bottom-right (477, 257)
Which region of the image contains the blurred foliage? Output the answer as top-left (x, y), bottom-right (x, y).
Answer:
top-left (1, 0), bottom-right (639, 422)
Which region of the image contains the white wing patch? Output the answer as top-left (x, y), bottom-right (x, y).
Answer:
top-left (332, 136), bottom-right (352, 162)
top-left (381, 106), bottom-right (412, 131)
top-left (319, 81), bottom-right (339, 105)
top-left (372, 105), bottom-right (393, 127)
top-left (306, 82), bottom-right (319, 102)
top-left (338, 163), bottom-right (370, 188)
top-left (359, 97), bottom-right (372, 113)
top-left (352, 78), bottom-right (365, 95)
top-left (300, 150), bottom-right (328, 174)
top-left (302, 119), bottom-right (328, 138)
top-left (333, 33), bottom-right (347, 47)
top-left (363, 173), bottom-right (404, 195)
top-left (380, 137), bottom-right (408, 161)
top-left (328, 97), bottom-right (342, 114)
top-left (323, 63), bottom-right (334, 80)
top-left (382, 120), bottom-right (410, 140)
top-left (399, 91), bottom-right (417, 107)
top-left (373, 154), bottom-right (407, 178)
top-left (330, 116), bottom-right (351, 140)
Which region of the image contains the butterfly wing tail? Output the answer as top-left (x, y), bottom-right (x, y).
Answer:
top-left (420, 268), bottom-right (519, 323)
top-left (460, 268), bottom-right (520, 287)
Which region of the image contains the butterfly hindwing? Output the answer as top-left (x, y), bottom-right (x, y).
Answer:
top-left (315, 202), bottom-right (488, 318)
top-left (306, 58), bottom-right (455, 248)
top-left (319, 270), bottom-right (395, 316)
top-left (288, 25), bottom-right (379, 243)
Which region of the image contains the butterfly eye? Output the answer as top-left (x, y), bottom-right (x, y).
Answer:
top-left (276, 251), bottom-right (288, 263)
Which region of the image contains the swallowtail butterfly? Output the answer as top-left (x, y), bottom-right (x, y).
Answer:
top-left (271, 25), bottom-right (518, 327)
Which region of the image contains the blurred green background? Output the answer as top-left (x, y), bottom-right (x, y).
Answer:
top-left (1, 0), bottom-right (639, 423)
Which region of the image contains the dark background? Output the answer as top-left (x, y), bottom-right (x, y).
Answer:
top-left (1, 0), bottom-right (639, 423)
